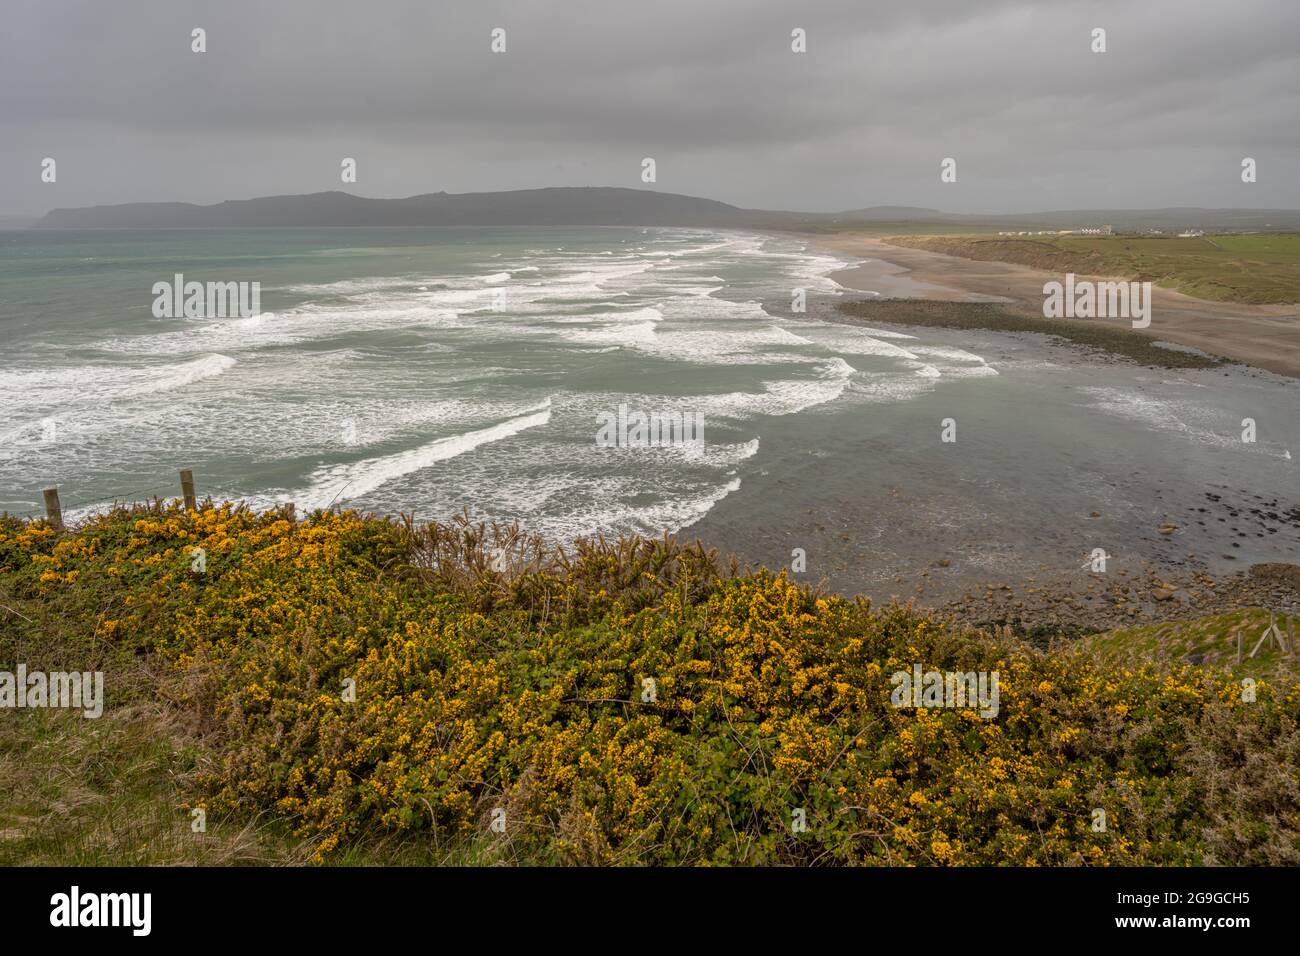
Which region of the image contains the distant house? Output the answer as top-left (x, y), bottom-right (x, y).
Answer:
top-left (1178, 228), bottom-right (1205, 237)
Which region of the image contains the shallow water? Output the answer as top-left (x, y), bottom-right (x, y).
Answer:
top-left (693, 310), bottom-right (1300, 597)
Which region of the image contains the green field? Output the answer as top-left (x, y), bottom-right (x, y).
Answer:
top-left (888, 234), bottom-right (1300, 305)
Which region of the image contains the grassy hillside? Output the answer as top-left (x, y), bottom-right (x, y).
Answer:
top-left (886, 234), bottom-right (1300, 305)
top-left (1083, 609), bottom-right (1300, 684)
top-left (2, 502), bottom-right (1297, 865)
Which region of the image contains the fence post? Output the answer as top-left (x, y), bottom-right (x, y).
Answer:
top-left (43, 487), bottom-right (63, 530)
top-left (179, 469), bottom-right (197, 511)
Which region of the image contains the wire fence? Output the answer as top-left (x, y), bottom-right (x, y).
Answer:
top-left (12, 470), bottom-right (204, 525)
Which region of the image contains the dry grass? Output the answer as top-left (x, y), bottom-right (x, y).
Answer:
top-left (0, 699), bottom-right (300, 865)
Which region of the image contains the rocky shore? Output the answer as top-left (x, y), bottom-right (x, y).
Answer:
top-left (927, 560), bottom-right (1300, 645)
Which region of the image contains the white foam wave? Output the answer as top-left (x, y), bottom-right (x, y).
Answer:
top-left (1077, 387), bottom-right (1282, 455)
top-left (622, 476), bottom-right (742, 535)
top-left (557, 476), bottom-right (744, 540)
top-left (118, 353), bottom-right (237, 398)
top-left (566, 322), bottom-right (660, 346)
top-left (769, 327), bottom-right (815, 346)
top-left (290, 400), bottom-right (553, 510)
top-left (703, 358), bottom-right (856, 418)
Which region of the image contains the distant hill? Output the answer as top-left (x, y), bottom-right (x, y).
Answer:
top-left (31, 187), bottom-right (1300, 232)
top-left (34, 188), bottom-right (778, 229)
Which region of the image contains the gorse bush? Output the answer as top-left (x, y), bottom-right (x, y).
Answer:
top-left (2, 503), bottom-right (1297, 865)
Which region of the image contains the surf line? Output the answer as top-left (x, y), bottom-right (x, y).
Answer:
top-left (294, 399), bottom-right (554, 511)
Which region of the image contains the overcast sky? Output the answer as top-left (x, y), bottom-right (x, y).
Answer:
top-left (2, 0), bottom-right (1297, 217)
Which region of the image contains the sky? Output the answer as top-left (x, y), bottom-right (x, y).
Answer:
top-left (2, 0), bottom-right (1298, 217)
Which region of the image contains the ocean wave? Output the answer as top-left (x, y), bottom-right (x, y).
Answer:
top-left (286, 399), bottom-right (553, 511)
top-left (564, 321), bottom-right (661, 347)
top-left (117, 353), bottom-right (237, 398)
top-left (770, 327), bottom-right (816, 346)
top-left (619, 476), bottom-right (742, 536)
top-left (702, 358), bottom-right (856, 418)
top-left (4, 227), bottom-right (1009, 531)
top-left (538, 476), bottom-right (744, 542)
top-left (0, 354), bottom-right (238, 439)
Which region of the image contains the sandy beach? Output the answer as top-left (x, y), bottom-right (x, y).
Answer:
top-left (814, 234), bottom-right (1300, 379)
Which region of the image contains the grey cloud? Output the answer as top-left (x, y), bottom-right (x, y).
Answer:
top-left (1, 0), bottom-right (1296, 216)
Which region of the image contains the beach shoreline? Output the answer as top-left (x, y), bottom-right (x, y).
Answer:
top-left (674, 230), bottom-right (1300, 630)
top-left (805, 232), bottom-right (1300, 379)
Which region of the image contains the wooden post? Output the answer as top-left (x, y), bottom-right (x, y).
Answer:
top-left (1235, 627), bottom-right (1242, 665)
top-left (42, 487), bottom-right (63, 530)
top-left (179, 469), bottom-right (197, 511)
top-left (1273, 619), bottom-right (1290, 656)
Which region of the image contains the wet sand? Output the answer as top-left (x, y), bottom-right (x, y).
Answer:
top-left (813, 234), bottom-right (1300, 380)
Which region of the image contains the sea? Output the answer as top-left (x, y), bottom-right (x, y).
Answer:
top-left (2, 226), bottom-right (1297, 596)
